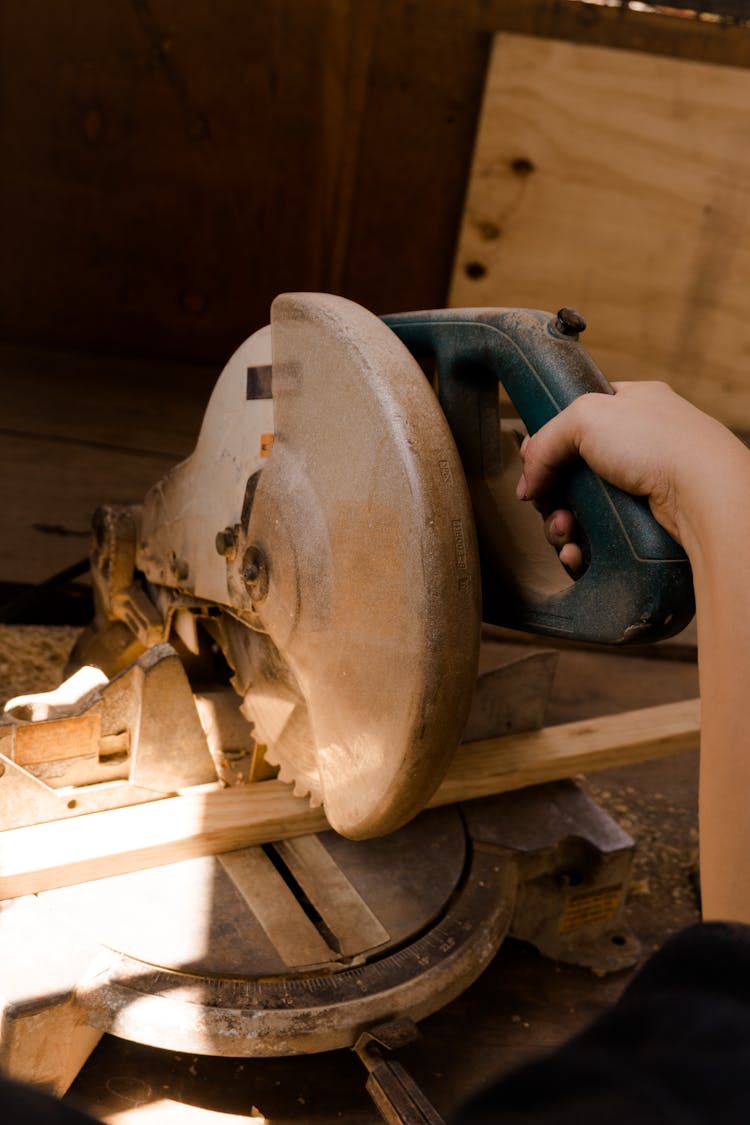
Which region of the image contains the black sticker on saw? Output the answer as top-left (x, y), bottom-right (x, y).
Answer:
top-left (246, 365), bottom-right (273, 400)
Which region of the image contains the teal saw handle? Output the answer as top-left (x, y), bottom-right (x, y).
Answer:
top-left (384, 307), bottom-right (695, 644)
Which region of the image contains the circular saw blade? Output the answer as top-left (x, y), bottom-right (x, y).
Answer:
top-left (231, 293), bottom-right (481, 839)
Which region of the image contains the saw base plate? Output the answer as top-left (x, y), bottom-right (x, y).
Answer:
top-left (47, 805), bottom-right (516, 1057)
top-left (0, 783), bottom-right (639, 1101)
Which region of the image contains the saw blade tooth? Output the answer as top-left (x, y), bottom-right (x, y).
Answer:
top-left (292, 775), bottom-right (322, 803)
top-left (258, 743), bottom-right (322, 803)
top-left (262, 744), bottom-right (282, 768)
top-left (272, 761), bottom-right (323, 808)
top-left (274, 760), bottom-right (295, 787)
top-left (271, 757), bottom-right (315, 801)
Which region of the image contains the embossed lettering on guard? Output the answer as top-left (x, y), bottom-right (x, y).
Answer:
top-left (452, 519), bottom-right (467, 570)
top-left (438, 460), bottom-right (454, 486)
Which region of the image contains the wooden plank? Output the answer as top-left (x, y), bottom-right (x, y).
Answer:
top-left (450, 33), bottom-right (750, 429)
top-left (0, 698), bottom-right (700, 899)
top-left (0, 345), bottom-right (214, 585)
top-left (0, 1), bottom-right (384, 363)
top-left (434, 697), bottom-right (699, 806)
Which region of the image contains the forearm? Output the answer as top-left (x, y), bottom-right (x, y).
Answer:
top-left (518, 385), bottom-right (750, 921)
top-left (682, 457), bottom-right (750, 921)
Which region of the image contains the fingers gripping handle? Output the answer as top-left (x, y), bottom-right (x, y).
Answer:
top-left (384, 308), bottom-right (695, 644)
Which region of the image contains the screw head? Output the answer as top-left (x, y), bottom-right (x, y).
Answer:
top-left (554, 307), bottom-right (587, 337)
top-left (243, 562), bottom-right (260, 584)
top-left (241, 546), bottom-right (268, 603)
top-left (215, 526), bottom-right (237, 558)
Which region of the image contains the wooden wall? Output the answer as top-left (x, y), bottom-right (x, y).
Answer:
top-left (2, 1), bottom-right (750, 366)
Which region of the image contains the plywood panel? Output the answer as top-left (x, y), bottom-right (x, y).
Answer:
top-left (450, 34), bottom-right (750, 428)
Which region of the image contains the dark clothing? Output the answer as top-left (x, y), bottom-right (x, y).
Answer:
top-left (454, 922), bottom-right (750, 1123)
top-left (0, 1078), bottom-right (99, 1123)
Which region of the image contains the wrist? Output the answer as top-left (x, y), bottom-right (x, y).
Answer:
top-left (674, 435), bottom-right (750, 571)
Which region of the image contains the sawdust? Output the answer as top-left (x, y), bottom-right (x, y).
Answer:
top-left (0, 624), bottom-right (81, 708)
top-left (584, 771), bottom-right (701, 953)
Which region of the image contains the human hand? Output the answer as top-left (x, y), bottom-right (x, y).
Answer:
top-left (515, 381), bottom-right (744, 572)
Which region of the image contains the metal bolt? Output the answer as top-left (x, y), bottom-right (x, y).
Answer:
top-left (242, 546), bottom-right (268, 602)
top-left (215, 526), bottom-right (237, 557)
top-left (554, 307), bottom-right (587, 337)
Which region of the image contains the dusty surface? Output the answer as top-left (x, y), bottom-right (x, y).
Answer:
top-left (547, 648), bottom-right (701, 959)
top-left (0, 628), bottom-right (700, 1123)
top-left (0, 624), bottom-right (80, 706)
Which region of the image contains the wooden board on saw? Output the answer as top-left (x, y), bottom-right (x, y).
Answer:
top-left (0, 697), bottom-right (700, 900)
top-left (450, 33), bottom-right (750, 430)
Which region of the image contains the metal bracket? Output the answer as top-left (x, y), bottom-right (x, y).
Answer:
top-left (354, 1019), bottom-right (445, 1125)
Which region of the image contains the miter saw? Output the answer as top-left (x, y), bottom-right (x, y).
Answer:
top-left (0, 294), bottom-right (695, 1119)
top-left (71, 293), bottom-right (691, 833)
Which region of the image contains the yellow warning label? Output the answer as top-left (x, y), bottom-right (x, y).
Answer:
top-left (560, 882), bottom-right (624, 934)
top-left (260, 433), bottom-right (275, 457)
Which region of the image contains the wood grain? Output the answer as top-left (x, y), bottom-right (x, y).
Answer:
top-left (2, 4), bottom-right (749, 364)
top-left (0, 345), bottom-right (213, 455)
top-left (450, 33), bottom-right (750, 428)
top-left (0, 343), bottom-right (219, 583)
top-left (0, 430), bottom-right (178, 584)
top-left (0, 698), bottom-right (700, 900)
